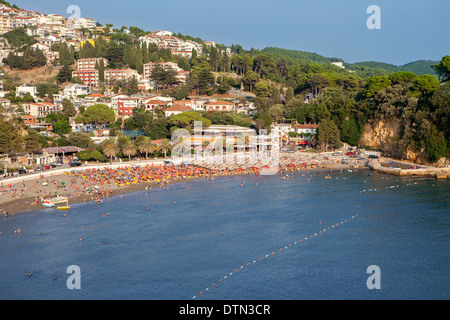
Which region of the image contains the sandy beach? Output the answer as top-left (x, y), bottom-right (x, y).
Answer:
top-left (0, 152), bottom-right (366, 218)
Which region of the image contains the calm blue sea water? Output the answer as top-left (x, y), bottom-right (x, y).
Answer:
top-left (0, 170), bottom-right (449, 300)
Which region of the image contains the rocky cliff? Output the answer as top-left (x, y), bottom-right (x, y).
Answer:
top-left (359, 119), bottom-right (448, 165)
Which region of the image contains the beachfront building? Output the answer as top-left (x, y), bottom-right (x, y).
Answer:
top-left (202, 125), bottom-right (257, 146)
top-left (271, 123), bottom-right (293, 139)
top-left (294, 124), bottom-right (319, 136)
top-left (41, 146), bottom-right (83, 162)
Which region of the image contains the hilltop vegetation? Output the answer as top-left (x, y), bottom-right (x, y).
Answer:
top-left (260, 47), bottom-right (438, 78)
top-left (347, 60), bottom-right (438, 77)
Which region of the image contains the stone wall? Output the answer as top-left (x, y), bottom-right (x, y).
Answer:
top-left (369, 163), bottom-right (450, 179)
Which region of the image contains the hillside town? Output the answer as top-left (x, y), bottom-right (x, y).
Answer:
top-left (0, 3), bottom-right (319, 173)
top-left (1, 2), bottom-right (448, 176)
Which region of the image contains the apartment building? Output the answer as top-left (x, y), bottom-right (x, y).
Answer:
top-left (0, 14), bottom-right (11, 34)
top-left (22, 102), bottom-right (60, 118)
top-left (143, 62), bottom-right (181, 79)
top-left (114, 97), bottom-right (140, 118)
top-left (139, 33), bottom-right (203, 55)
top-left (63, 84), bottom-right (91, 100)
top-left (104, 68), bottom-right (139, 83)
top-left (175, 71), bottom-right (189, 84)
top-left (67, 17), bottom-right (96, 29)
top-left (171, 50), bottom-right (192, 58)
top-left (77, 58), bottom-right (107, 71)
top-left (72, 70), bottom-right (99, 87)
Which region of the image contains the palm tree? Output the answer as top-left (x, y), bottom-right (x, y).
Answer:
top-left (122, 141), bottom-right (137, 161)
top-left (159, 139), bottom-right (173, 158)
top-left (102, 137), bottom-right (119, 164)
top-left (137, 137), bottom-right (156, 159)
top-left (172, 136), bottom-right (192, 158)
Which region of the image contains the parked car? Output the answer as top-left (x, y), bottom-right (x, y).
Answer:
top-left (368, 155), bottom-right (379, 159)
top-left (55, 162), bottom-right (63, 166)
top-left (69, 161), bottom-right (82, 167)
top-left (18, 169), bottom-right (27, 174)
top-left (346, 152), bottom-right (357, 156)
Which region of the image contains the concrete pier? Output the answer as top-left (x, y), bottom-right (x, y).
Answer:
top-left (369, 162), bottom-right (450, 179)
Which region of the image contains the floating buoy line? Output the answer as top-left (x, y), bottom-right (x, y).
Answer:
top-left (360, 180), bottom-right (423, 193)
top-left (192, 213), bottom-right (360, 299)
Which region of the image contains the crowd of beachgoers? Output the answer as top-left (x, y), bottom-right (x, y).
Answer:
top-left (0, 152), bottom-right (366, 218)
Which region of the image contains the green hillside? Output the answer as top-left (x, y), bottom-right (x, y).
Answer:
top-left (260, 47), bottom-right (438, 77)
top-left (346, 60), bottom-right (438, 76)
top-left (261, 47), bottom-right (339, 64)
top-left (400, 60), bottom-right (438, 75)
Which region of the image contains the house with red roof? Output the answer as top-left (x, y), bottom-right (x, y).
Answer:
top-left (144, 99), bottom-right (171, 112)
top-left (164, 104), bottom-right (194, 117)
top-left (205, 100), bottom-right (235, 112)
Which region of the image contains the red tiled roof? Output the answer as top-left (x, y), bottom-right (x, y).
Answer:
top-left (166, 105), bottom-right (194, 112)
top-left (86, 93), bottom-right (106, 98)
top-left (206, 100), bottom-right (234, 106)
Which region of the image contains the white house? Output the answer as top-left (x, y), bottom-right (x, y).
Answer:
top-left (63, 84), bottom-right (91, 100)
top-left (271, 123), bottom-right (294, 139)
top-left (16, 84), bottom-right (38, 100)
top-left (294, 124), bottom-right (319, 140)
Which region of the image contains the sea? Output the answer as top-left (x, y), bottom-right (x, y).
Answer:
top-left (0, 169), bottom-right (449, 300)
